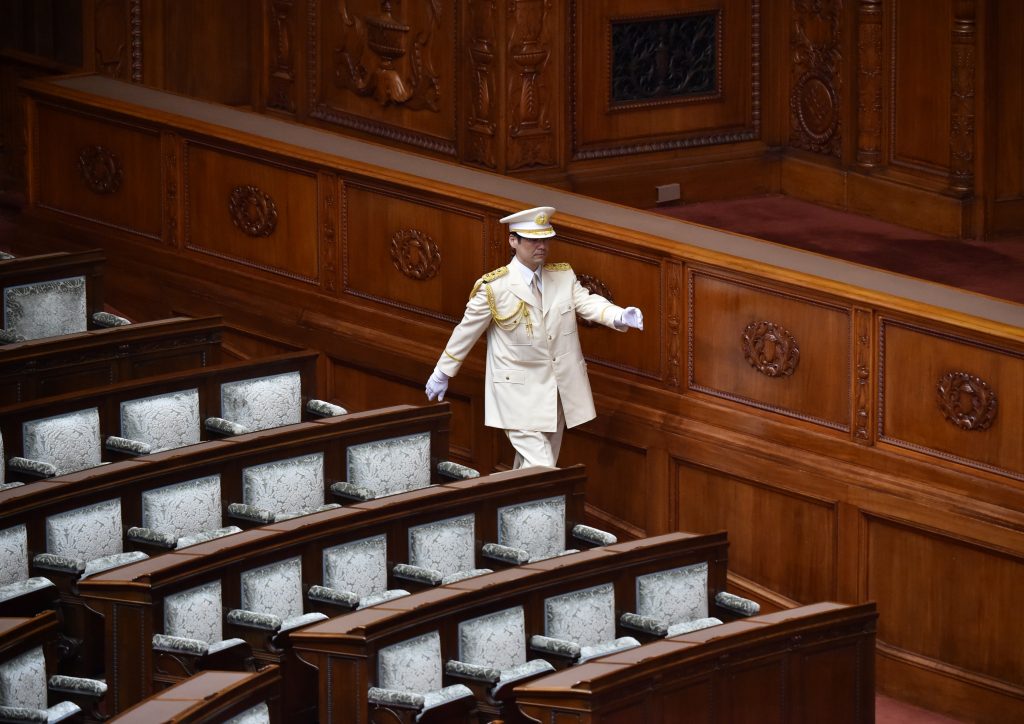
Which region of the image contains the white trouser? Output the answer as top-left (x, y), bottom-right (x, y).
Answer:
top-left (506, 398), bottom-right (566, 469)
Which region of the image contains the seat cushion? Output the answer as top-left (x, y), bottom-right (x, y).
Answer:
top-left (0, 525), bottom-right (28, 587)
top-left (544, 583), bottom-right (616, 648)
top-left (497, 495), bottom-right (566, 561)
top-left (23, 408), bottom-right (102, 476)
top-left (458, 606), bottom-right (526, 672)
top-left (243, 453), bottom-right (324, 515)
top-left (377, 631), bottom-right (442, 694)
top-left (346, 432), bottom-right (431, 498)
top-left (3, 276), bottom-right (87, 341)
top-left (142, 475), bottom-right (222, 540)
top-left (636, 562), bottom-right (709, 625)
top-left (322, 535), bottom-right (388, 600)
top-left (220, 371), bottom-right (302, 432)
top-left (240, 557), bottom-right (303, 621)
top-left (164, 580), bottom-right (223, 644)
top-left (45, 498), bottom-right (122, 563)
top-left (0, 646), bottom-right (47, 709)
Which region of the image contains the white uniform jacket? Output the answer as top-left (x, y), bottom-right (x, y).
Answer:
top-left (436, 263), bottom-right (626, 433)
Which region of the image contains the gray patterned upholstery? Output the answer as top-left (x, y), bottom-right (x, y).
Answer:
top-left (90, 311), bottom-right (130, 328)
top-left (497, 496), bottom-right (566, 562)
top-left (164, 581), bottom-right (224, 644)
top-left (543, 583), bottom-right (640, 662)
top-left (235, 557), bottom-right (326, 633)
top-left (22, 408), bottom-right (102, 476)
top-left (3, 276), bottom-right (87, 341)
top-left (224, 702), bottom-right (270, 724)
top-left (322, 535), bottom-right (399, 606)
top-left (458, 607), bottom-right (527, 672)
top-left (45, 498), bottom-right (122, 565)
top-left (0, 646), bottom-right (46, 709)
top-left (220, 372), bottom-right (302, 432)
top-left (0, 525), bottom-right (28, 587)
top-left (407, 515), bottom-right (477, 582)
top-left (242, 453), bottom-right (324, 517)
top-left (142, 475), bottom-right (222, 542)
top-left (636, 562), bottom-right (709, 625)
top-left (346, 432), bottom-right (431, 498)
top-left (372, 632), bottom-right (474, 717)
top-left (120, 389), bottom-right (201, 453)
top-left (715, 591), bottom-right (761, 616)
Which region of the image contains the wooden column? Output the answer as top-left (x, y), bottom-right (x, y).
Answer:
top-left (855, 0), bottom-right (883, 168)
top-left (949, 0), bottom-right (976, 195)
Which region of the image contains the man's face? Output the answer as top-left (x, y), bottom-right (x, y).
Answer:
top-left (509, 233), bottom-right (550, 270)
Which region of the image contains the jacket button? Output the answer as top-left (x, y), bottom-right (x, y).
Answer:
top-left (505, 376), bottom-right (509, 380)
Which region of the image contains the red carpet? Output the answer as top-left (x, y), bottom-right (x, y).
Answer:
top-left (651, 195), bottom-right (1024, 306)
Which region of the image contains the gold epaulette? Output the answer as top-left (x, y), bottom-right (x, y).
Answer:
top-left (470, 265), bottom-right (509, 297)
top-left (543, 262), bottom-right (572, 271)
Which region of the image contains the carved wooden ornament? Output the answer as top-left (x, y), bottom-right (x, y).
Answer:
top-left (741, 321), bottom-right (800, 378)
top-left (390, 229), bottom-right (441, 280)
top-left (78, 145), bottom-right (124, 194)
top-left (229, 186), bottom-right (278, 237)
top-left (577, 273), bottom-right (613, 327)
top-left (937, 371), bottom-right (997, 431)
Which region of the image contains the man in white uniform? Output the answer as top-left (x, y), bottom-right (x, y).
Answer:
top-left (425, 206), bottom-right (644, 468)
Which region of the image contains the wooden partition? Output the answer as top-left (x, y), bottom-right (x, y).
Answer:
top-left (0, 315), bottom-right (224, 404)
top-left (16, 74), bottom-right (1024, 722)
top-left (514, 602), bottom-right (877, 724)
top-left (78, 466), bottom-right (589, 716)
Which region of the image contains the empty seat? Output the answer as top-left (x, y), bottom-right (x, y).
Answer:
top-left (8, 409), bottom-right (102, 479)
top-left (0, 524), bottom-right (56, 616)
top-left (204, 371), bottom-right (346, 436)
top-left (1, 274), bottom-right (129, 344)
top-left (226, 557), bottom-right (327, 637)
top-left (0, 643), bottom-right (106, 723)
top-left (531, 583), bottom-right (640, 664)
top-left (35, 499), bottom-right (148, 580)
top-left (127, 475), bottom-right (240, 550)
top-left (368, 631), bottom-right (474, 722)
top-left (109, 388), bottom-right (202, 456)
top-left (483, 494), bottom-right (617, 565)
top-left (620, 562), bottom-right (761, 638)
top-left (445, 606), bottom-right (554, 699)
top-left (152, 580), bottom-right (250, 672)
top-left (393, 514), bottom-right (491, 587)
top-left (228, 452), bottom-right (339, 525)
top-left (308, 534), bottom-right (409, 610)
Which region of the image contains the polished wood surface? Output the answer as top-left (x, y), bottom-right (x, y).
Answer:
top-left (14, 74), bottom-right (1024, 723)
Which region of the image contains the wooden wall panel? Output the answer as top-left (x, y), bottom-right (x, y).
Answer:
top-left (561, 429), bottom-right (650, 537)
top-left (879, 320), bottom-right (1024, 480)
top-left (891, 0), bottom-right (952, 175)
top-left (183, 141), bottom-right (320, 283)
top-left (866, 516), bottom-right (1024, 687)
top-left (342, 183), bottom-right (489, 322)
top-left (33, 104), bottom-right (161, 238)
top-left (571, 0), bottom-right (757, 159)
top-left (675, 461), bottom-right (837, 604)
top-left (689, 270), bottom-right (851, 430)
top-left (550, 233), bottom-right (665, 380)
top-left (309, 0), bottom-right (458, 155)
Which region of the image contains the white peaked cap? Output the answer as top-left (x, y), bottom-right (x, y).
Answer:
top-left (500, 207), bottom-right (557, 238)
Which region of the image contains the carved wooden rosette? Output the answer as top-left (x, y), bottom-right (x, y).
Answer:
top-left (937, 371), bottom-right (996, 431)
top-left (790, 0), bottom-right (843, 157)
top-left (78, 145), bottom-right (124, 194)
top-left (949, 0), bottom-right (976, 194)
top-left (390, 229), bottom-right (441, 281)
top-left (333, 0), bottom-right (442, 110)
top-left (228, 186), bottom-right (278, 237)
top-left (507, 0), bottom-right (555, 169)
top-left (576, 273), bottom-right (613, 327)
top-left (741, 320), bottom-right (800, 378)
top-left (268, 0), bottom-right (298, 113)
top-left (856, 0), bottom-right (882, 167)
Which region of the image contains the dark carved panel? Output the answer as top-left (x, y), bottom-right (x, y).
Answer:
top-left (790, 0), bottom-right (842, 157)
top-left (937, 371), bottom-right (997, 431)
top-left (228, 185), bottom-right (278, 237)
top-left (741, 320), bottom-right (800, 378)
top-left (507, 0), bottom-right (555, 169)
top-left (268, 0), bottom-right (298, 113)
top-left (465, 0), bottom-right (499, 169)
top-left (78, 145), bottom-right (124, 194)
top-left (390, 228), bottom-right (441, 280)
top-left (610, 12), bottom-right (718, 107)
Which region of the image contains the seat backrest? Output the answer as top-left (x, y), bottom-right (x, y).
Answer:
top-left (120, 389), bottom-right (201, 452)
top-left (0, 524), bottom-right (28, 587)
top-left (497, 495), bottom-right (566, 561)
top-left (242, 452), bottom-right (324, 514)
top-left (408, 514), bottom-right (475, 578)
top-left (377, 631), bottom-right (442, 694)
top-left (544, 583), bottom-right (617, 648)
top-left (225, 702), bottom-right (270, 724)
top-left (23, 407), bottom-right (102, 475)
top-left (46, 498), bottom-right (123, 562)
top-left (458, 605), bottom-right (526, 671)
top-left (346, 432), bottom-right (431, 498)
top-left (240, 556), bottom-right (304, 620)
top-left (322, 534), bottom-right (388, 599)
top-left (0, 645), bottom-right (47, 709)
top-left (3, 275), bottom-right (87, 341)
top-left (142, 475), bottom-right (222, 540)
top-left (635, 562), bottom-right (709, 625)
top-left (164, 580), bottom-right (223, 644)
top-left (220, 371), bottom-right (302, 431)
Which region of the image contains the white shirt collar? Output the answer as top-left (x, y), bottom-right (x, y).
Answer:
top-left (509, 255), bottom-right (543, 289)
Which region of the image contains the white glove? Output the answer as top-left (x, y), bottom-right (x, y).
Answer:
top-left (425, 368), bottom-right (450, 401)
top-left (619, 307), bottom-right (644, 331)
